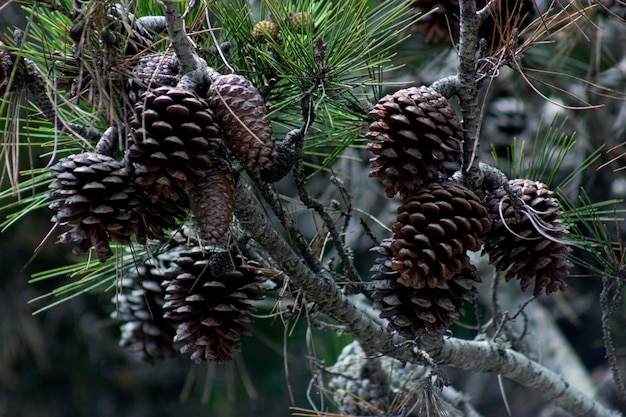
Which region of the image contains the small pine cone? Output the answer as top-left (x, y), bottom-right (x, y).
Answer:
top-left (48, 152), bottom-right (140, 262)
top-left (411, 0), bottom-right (461, 44)
top-left (162, 247), bottom-right (265, 364)
top-left (128, 85), bottom-right (221, 202)
top-left (390, 181), bottom-right (490, 288)
top-left (367, 86), bottom-right (463, 198)
top-left (113, 252), bottom-right (178, 362)
top-left (483, 179), bottom-right (571, 296)
top-left (126, 52), bottom-right (180, 105)
top-left (207, 74), bottom-right (278, 171)
top-left (289, 12), bottom-right (315, 32)
top-left (184, 158), bottom-right (235, 244)
top-left (252, 20), bottom-right (280, 43)
top-left (371, 239), bottom-right (481, 337)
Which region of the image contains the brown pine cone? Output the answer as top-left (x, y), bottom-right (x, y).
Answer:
top-left (184, 158), bottom-right (235, 244)
top-left (207, 73), bottom-right (278, 171)
top-left (371, 239), bottom-right (481, 337)
top-left (48, 152), bottom-right (141, 262)
top-left (367, 86), bottom-right (463, 198)
top-left (162, 247), bottom-right (265, 364)
top-left (252, 20), bottom-right (280, 43)
top-left (128, 85), bottom-right (221, 239)
top-left (483, 179), bottom-right (571, 296)
top-left (390, 181), bottom-right (490, 288)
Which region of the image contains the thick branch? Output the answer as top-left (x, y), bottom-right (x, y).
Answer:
top-left (424, 336), bottom-right (619, 417)
top-left (161, 1), bottom-right (199, 74)
top-left (457, 0), bottom-right (483, 182)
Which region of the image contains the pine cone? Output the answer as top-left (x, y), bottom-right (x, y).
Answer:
top-left (126, 52), bottom-right (180, 105)
top-left (390, 181), bottom-right (490, 288)
top-left (207, 74), bottom-right (278, 171)
top-left (48, 152), bottom-right (140, 262)
top-left (162, 247), bottom-right (265, 364)
top-left (252, 20), bottom-right (280, 43)
top-left (184, 158), bottom-right (235, 244)
top-left (367, 86), bottom-right (463, 198)
top-left (483, 179), bottom-right (571, 296)
top-left (329, 341), bottom-right (437, 416)
top-left (371, 239), bottom-right (480, 337)
top-left (113, 250), bottom-right (179, 362)
top-left (128, 85), bottom-right (221, 239)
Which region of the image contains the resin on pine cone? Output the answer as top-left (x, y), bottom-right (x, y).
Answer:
top-left (483, 179), bottom-right (571, 296)
top-left (371, 238), bottom-right (481, 337)
top-left (207, 73), bottom-right (277, 171)
top-left (48, 152), bottom-right (141, 262)
top-left (184, 158), bottom-right (235, 244)
top-left (161, 246), bottom-right (265, 364)
top-left (390, 181), bottom-right (490, 288)
top-left (113, 249), bottom-right (179, 362)
top-left (367, 86), bottom-right (463, 198)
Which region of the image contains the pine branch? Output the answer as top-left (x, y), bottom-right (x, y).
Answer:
top-left (234, 178), bottom-right (618, 417)
top-left (457, 0), bottom-right (484, 186)
top-left (161, 1), bottom-right (197, 74)
top-left (424, 335), bottom-right (619, 417)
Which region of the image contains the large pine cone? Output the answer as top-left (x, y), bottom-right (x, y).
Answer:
top-left (161, 247), bottom-right (265, 364)
top-left (390, 181), bottom-right (490, 288)
top-left (126, 52), bottom-right (180, 105)
top-left (48, 152), bottom-right (140, 262)
top-left (371, 239), bottom-right (480, 337)
top-left (128, 85), bottom-right (221, 239)
top-left (184, 158), bottom-right (235, 244)
top-left (367, 86), bottom-right (463, 198)
top-left (483, 179), bottom-right (571, 296)
top-left (207, 74), bottom-right (277, 171)
top-left (112, 249), bottom-right (179, 362)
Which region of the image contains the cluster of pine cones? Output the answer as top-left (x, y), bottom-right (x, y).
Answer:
top-left (47, 53), bottom-right (283, 363)
top-left (48, 52), bottom-right (289, 263)
top-left (112, 235), bottom-right (266, 364)
top-left (366, 85), bottom-right (572, 337)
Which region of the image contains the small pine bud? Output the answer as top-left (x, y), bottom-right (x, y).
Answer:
top-left (252, 20), bottom-right (280, 43)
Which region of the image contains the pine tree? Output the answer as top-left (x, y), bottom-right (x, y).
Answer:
top-left (1, 0), bottom-right (625, 416)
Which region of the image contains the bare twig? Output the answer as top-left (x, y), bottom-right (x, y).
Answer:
top-left (291, 103), bottom-right (360, 283)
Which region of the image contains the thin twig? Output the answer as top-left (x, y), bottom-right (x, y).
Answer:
top-left (292, 101), bottom-right (360, 283)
